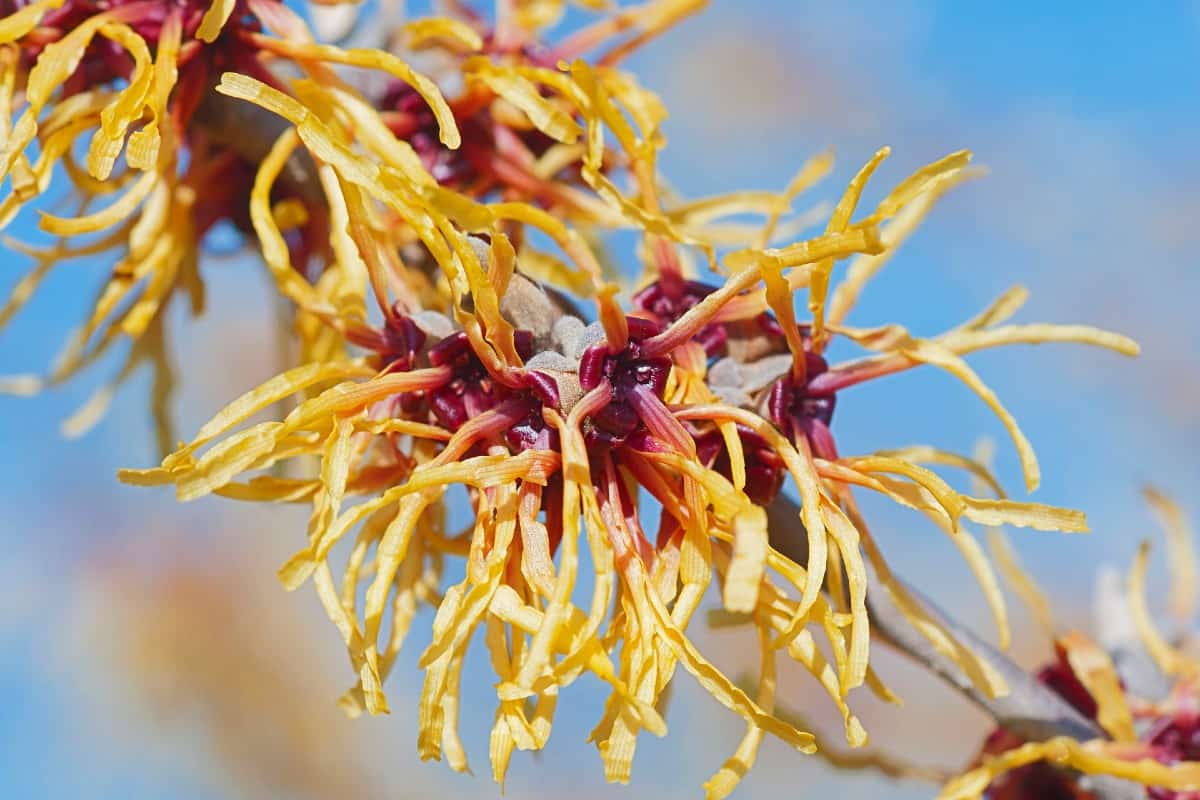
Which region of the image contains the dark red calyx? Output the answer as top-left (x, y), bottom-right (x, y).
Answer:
top-left (986, 762), bottom-right (1086, 800)
top-left (379, 311), bottom-right (426, 371)
top-left (522, 370), bottom-right (560, 409)
top-left (578, 323), bottom-right (669, 395)
top-left (767, 352), bottom-right (836, 434)
top-left (424, 329), bottom-right (548, 435)
top-left (427, 116), bottom-right (487, 186)
top-left (1036, 658), bottom-right (1099, 721)
top-left (513, 330), bottom-right (535, 361)
top-left (693, 424), bottom-right (785, 505)
top-left (427, 331), bottom-right (471, 367)
top-left (578, 318), bottom-right (671, 451)
top-left (503, 401), bottom-right (559, 453)
top-left (1149, 712), bottom-right (1200, 760)
top-left (383, 74), bottom-right (562, 191)
top-left (382, 83), bottom-right (478, 185)
top-left (345, 310), bottom-right (427, 379)
top-left (757, 314), bottom-right (786, 338)
top-left (632, 278), bottom-right (728, 357)
top-left (427, 332), bottom-right (495, 429)
top-left (1134, 699), bottom-right (1200, 798)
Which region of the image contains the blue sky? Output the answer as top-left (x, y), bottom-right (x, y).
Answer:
top-left (1, 2), bottom-right (1198, 798)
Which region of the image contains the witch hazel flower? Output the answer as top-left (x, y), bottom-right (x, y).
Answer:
top-left (121, 101), bottom-right (1140, 795)
top-left (376, 0), bottom-right (710, 195)
top-left (945, 490), bottom-right (1200, 799)
top-left (0, 0), bottom-right (467, 448)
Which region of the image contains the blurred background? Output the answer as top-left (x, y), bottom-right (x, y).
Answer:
top-left (2, 2), bottom-right (1198, 798)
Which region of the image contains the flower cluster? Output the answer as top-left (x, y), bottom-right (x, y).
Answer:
top-left (0, 0), bottom-right (1167, 794)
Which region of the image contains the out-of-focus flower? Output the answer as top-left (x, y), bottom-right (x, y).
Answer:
top-left (946, 489), bottom-right (1200, 799)
top-left (74, 538), bottom-right (392, 799)
top-left (0, 0), bottom-right (468, 448)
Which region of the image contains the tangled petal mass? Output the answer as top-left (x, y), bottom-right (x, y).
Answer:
top-left (3, 0), bottom-right (1192, 795)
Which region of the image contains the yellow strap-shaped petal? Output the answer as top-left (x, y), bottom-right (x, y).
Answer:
top-left (1059, 631), bottom-right (1136, 742)
top-left (196, 0), bottom-right (236, 42)
top-left (1144, 486), bottom-right (1198, 623)
top-left (1128, 540), bottom-right (1193, 677)
top-left (465, 57), bottom-right (582, 144)
top-left (0, 0), bottom-right (65, 42)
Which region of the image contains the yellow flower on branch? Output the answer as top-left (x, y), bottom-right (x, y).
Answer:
top-left (121, 59), bottom-right (1138, 789)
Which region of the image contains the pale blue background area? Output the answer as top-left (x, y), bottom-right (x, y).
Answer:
top-left (1, 2), bottom-right (1198, 798)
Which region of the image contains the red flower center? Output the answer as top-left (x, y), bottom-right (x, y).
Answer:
top-left (578, 316), bottom-right (671, 451)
